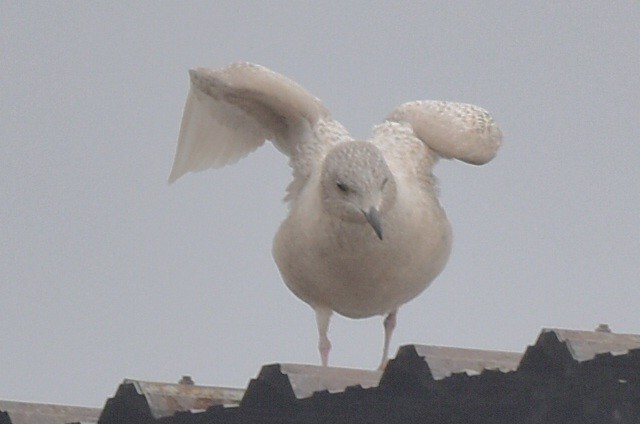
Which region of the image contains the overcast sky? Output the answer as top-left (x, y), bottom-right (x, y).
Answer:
top-left (2, 1), bottom-right (638, 408)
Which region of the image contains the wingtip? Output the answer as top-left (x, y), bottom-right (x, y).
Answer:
top-left (167, 167), bottom-right (182, 185)
top-left (188, 67), bottom-right (213, 87)
top-left (468, 125), bottom-right (503, 165)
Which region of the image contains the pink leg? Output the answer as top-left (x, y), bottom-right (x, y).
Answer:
top-left (379, 310), bottom-right (397, 370)
top-left (315, 307), bottom-right (332, 366)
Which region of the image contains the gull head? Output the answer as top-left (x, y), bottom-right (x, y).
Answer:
top-left (320, 141), bottom-right (396, 240)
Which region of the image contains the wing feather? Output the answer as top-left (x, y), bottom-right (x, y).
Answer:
top-left (169, 63), bottom-right (329, 183)
top-left (386, 101), bottom-right (502, 165)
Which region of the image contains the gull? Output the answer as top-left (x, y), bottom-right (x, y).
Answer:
top-left (169, 62), bottom-right (502, 369)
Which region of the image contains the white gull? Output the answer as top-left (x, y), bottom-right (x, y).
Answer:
top-left (169, 62), bottom-right (502, 369)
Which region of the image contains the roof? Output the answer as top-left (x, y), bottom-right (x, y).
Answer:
top-left (5, 325), bottom-right (640, 424)
top-left (404, 327), bottom-right (640, 380)
top-left (544, 327), bottom-right (640, 362)
top-left (228, 326), bottom-right (640, 423)
top-left (411, 345), bottom-right (522, 379)
top-left (0, 400), bottom-right (100, 424)
top-left (261, 363), bottom-right (382, 399)
top-left (120, 379), bottom-right (244, 418)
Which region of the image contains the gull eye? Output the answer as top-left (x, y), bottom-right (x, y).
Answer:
top-left (336, 181), bottom-right (349, 193)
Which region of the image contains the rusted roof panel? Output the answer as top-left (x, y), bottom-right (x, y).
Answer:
top-left (276, 363), bottom-right (382, 399)
top-left (411, 345), bottom-right (523, 379)
top-left (544, 328), bottom-right (640, 362)
top-left (0, 400), bottom-right (100, 424)
top-left (123, 379), bottom-right (244, 419)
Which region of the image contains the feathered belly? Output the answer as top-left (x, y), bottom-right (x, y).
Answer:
top-left (273, 210), bottom-right (452, 319)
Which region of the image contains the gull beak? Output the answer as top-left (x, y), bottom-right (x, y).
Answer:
top-left (363, 207), bottom-right (383, 240)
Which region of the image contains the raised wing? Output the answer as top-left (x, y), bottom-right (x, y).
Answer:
top-left (386, 101), bottom-right (502, 165)
top-left (169, 62), bottom-right (330, 183)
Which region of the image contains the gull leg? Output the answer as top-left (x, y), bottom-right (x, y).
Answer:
top-left (315, 307), bottom-right (333, 366)
top-left (379, 309), bottom-right (398, 370)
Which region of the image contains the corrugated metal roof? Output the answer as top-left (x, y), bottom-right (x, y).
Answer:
top-left (123, 379), bottom-right (244, 419)
top-left (407, 327), bottom-right (640, 380)
top-left (544, 328), bottom-right (640, 362)
top-left (411, 345), bottom-right (523, 379)
top-left (275, 363), bottom-right (382, 399)
top-left (0, 400), bottom-right (100, 424)
top-left (252, 326), bottom-right (636, 396)
top-left (6, 326), bottom-right (639, 424)
top-left (226, 327), bottom-right (640, 424)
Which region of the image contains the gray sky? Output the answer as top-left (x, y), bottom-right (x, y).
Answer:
top-left (2, 1), bottom-right (638, 408)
